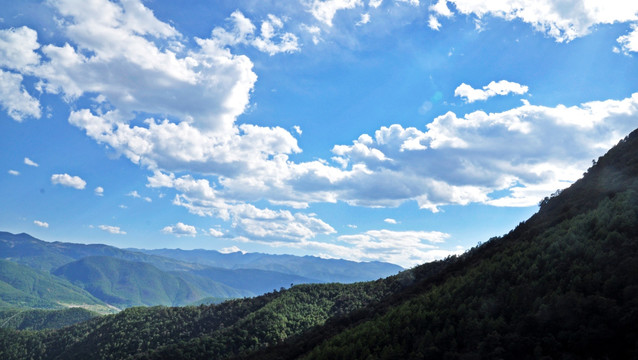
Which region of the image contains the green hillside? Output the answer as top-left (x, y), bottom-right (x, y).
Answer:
top-left (0, 308), bottom-right (99, 331)
top-left (247, 131), bottom-right (638, 359)
top-left (52, 256), bottom-right (251, 307)
top-left (2, 129), bottom-right (638, 359)
top-left (0, 260), bottom-right (106, 310)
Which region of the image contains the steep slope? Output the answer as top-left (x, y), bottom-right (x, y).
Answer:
top-left (0, 232), bottom-right (201, 272)
top-left (136, 248), bottom-right (403, 283)
top-left (244, 131), bottom-right (638, 359)
top-left (52, 256), bottom-right (251, 307)
top-left (0, 259), bottom-right (107, 310)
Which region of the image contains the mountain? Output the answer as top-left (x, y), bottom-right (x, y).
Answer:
top-left (245, 130), bottom-right (638, 359)
top-left (133, 248), bottom-right (403, 283)
top-left (52, 256), bottom-right (252, 307)
top-left (0, 232), bottom-right (202, 272)
top-left (2, 129), bottom-right (638, 359)
top-left (0, 259), bottom-right (108, 311)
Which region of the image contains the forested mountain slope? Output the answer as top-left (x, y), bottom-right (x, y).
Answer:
top-left (245, 131), bottom-right (638, 359)
top-left (2, 129), bottom-right (638, 359)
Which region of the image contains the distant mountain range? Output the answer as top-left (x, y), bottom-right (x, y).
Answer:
top-left (0, 231), bottom-right (402, 310)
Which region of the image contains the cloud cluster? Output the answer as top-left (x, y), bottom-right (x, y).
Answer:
top-left (431, 0), bottom-right (638, 43)
top-left (455, 80), bottom-right (528, 103)
top-left (51, 173), bottom-right (86, 190)
top-left (3, 0), bottom-right (638, 267)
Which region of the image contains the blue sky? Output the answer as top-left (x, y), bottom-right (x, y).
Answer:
top-left (1, 0), bottom-right (638, 267)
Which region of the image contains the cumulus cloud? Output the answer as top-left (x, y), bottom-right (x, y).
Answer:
top-left (24, 157), bottom-right (38, 167)
top-left (442, 0), bottom-right (638, 42)
top-left (384, 218), bottom-right (398, 224)
top-left (8, 170), bottom-right (19, 176)
top-left (98, 224), bottom-right (126, 234)
top-left (94, 186), bottom-right (104, 196)
top-left (34, 220), bottom-right (49, 228)
top-left (51, 173), bottom-right (86, 189)
top-left (454, 80), bottom-right (528, 103)
top-left (162, 222), bottom-right (197, 237)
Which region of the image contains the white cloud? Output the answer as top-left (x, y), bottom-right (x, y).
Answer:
top-left (430, 0), bottom-right (453, 17)
top-left (220, 246), bottom-right (245, 254)
top-left (24, 157), bottom-right (38, 167)
top-left (8, 170), bottom-right (19, 176)
top-left (384, 218), bottom-right (398, 224)
top-left (454, 80), bottom-right (528, 103)
top-left (127, 190), bottom-right (141, 198)
top-left (0, 26), bottom-right (40, 71)
top-left (34, 220), bottom-right (49, 228)
top-left (51, 173), bottom-right (86, 189)
top-left (331, 229), bottom-right (452, 267)
top-left (369, 0), bottom-right (383, 8)
top-left (428, 15), bottom-right (442, 30)
top-left (94, 186), bottom-right (104, 196)
top-left (162, 222), bottom-right (197, 237)
top-left (446, 0), bottom-right (638, 42)
top-left (617, 24), bottom-right (638, 54)
top-left (308, 0), bottom-right (363, 26)
top-left (98, 224), bottom-right (126, 234)
top-left (209, 228), bottom-right (224, 237)
top-left (301, 24), bottom-right (322, 45)
top-left (357, 13), bottom-right (371, 26)
top-left (212, 11), bottom-right (299, 56)
top-left (0, 70), bottom-right (41, 121)
top-left (396, 0), bottom-right (419, 6)
top-left (18, 0), bottom-right (258, 135)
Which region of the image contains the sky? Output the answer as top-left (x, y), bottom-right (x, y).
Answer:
top-left (1, 0), bottom-right (638, 268)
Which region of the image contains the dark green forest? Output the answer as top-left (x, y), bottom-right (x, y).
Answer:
top-left (2, 129), bottom-right (638, 359)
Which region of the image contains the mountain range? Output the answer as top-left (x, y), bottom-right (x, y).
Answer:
top-left (0, 231), bottom-right (402, 309)
top-left (2, 129), bottom-right (638, 358)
